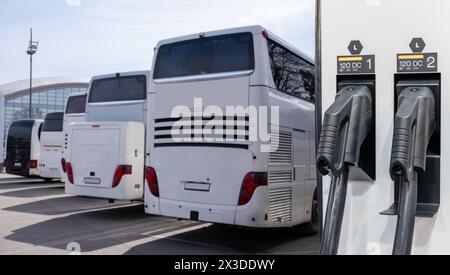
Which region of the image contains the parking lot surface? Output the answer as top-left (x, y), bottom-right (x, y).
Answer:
top-left (0, 174), bottom-right (320, 255)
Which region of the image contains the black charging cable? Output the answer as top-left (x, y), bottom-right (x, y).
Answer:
top-left (317, 85), bottom-right (374, 255)
top-left (390, 86), bottom-right (436, 255)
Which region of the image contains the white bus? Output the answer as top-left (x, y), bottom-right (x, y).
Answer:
top-left (145, 26), bottom-right (318, 232)
top-left (63, 92), bottom-right (87, 131)
top-left (65, 71), bottom-right (149, 201)
top-left (4, 119), bottom-right (44, 178)
top-left (39, 112), bottom-right (64, 180)
top-left (61, 92), bottom-right (87, 182)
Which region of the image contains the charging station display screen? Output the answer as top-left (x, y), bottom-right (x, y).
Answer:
top-left (337, 55), bottom-right (375, 74)
top-left (397, 53), bottom-right (438, 73)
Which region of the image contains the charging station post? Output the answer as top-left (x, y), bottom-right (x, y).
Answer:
top-left (318, 0), bottom-right (444, 255)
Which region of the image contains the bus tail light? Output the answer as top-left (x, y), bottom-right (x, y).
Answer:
top-left (61, 159), bottom-right (67, 173)
top-left (3, 159), bottom-right (8, 169)
top-left (238, 172), bottom-right (268, 206)
top-left (66, 162), bottom-right (74, 184)
top-left (146, 167), bottom-right (159, 197)
top-left (112, 165), bottom-right (132, 188)
top-left (28, 160), bottom-right (38, 169)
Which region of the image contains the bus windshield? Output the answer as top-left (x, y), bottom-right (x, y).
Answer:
top-left (66, 95), bottom-right (87, 114)
top-left (89, 75), bottom-right (147, 103)
top-left (154, 32), bottom-right (255, 79)
top-left (42, 113), bottom-right (64, 132)
top-left (7, 121), bottom-right (34, 147)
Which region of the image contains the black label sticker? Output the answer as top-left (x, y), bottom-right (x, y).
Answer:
top-left (337, 55), bottom-right (375, 74)
top-left (397, 53), bottom-right (438, 73)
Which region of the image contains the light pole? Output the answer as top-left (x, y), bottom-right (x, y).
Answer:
top-left (26, 28), bottom-right (39, 119)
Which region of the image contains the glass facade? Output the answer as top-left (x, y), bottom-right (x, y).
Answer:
top-left (3, 86), bottom-right (87, 146)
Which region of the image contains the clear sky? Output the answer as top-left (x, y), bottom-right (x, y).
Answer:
top-left (0, 0), bottom-right (315, 84)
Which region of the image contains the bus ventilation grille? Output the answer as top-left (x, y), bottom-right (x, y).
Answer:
top-left (269, 131), bottom-right (292, 164)
top-left (269, 187), bottom-right (292, 223)
top-left (269, 171), bottom-right (293, 185)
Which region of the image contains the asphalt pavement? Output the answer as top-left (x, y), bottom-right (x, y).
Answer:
top-left (0, 173), bottom-right (320, 255)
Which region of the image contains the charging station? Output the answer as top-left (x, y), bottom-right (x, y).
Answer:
top-left (317, 0), bottom-right (446, 254)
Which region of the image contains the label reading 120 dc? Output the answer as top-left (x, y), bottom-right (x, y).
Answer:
top-left (337, 55), bottom-right (375, 74)
top-left (397, 53), bottom-right (438, 73)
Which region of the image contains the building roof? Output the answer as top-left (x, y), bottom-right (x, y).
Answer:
top-left (0, 77), bottom-right (89, 99)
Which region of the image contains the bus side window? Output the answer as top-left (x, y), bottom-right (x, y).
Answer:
top-left (267, 40), bottom-right (315, 102)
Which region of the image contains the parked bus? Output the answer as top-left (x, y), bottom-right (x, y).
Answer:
top-left (4, 119), bottom-right (44, 177)
top-left (61, 92), bottom-right (87, 182)
top-left (63, 92), bottom-right (87, 130)
top-left (39, 112), bottom-right (64, 180)
top-left (145, 26), bottom-right (318, 232)
top-left (64, 71), bottom-right (150, 201)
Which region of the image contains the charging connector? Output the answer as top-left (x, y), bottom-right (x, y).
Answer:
top-left (390, 86), bottom-right (436, 255)
top-left (317, 84), bottom-right (375, 255)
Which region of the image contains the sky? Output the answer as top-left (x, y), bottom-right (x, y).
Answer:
top-left (0, 0), bottom-right (315, 84)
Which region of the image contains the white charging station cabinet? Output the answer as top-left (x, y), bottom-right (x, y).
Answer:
top-left (318, 0), bottom-right (449, 254)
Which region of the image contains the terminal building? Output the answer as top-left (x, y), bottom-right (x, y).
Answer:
top-left (0, 77), bottom-right (89, 171)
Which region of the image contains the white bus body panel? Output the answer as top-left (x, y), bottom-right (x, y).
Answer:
top-left (66, 122), bottom-right (145, 200)
top-left (29, 120), bottom-right (43, 177)
top-left (39, 131), bottom-right (63, 179)
top-left (62, 114), bottom-right (86, 182)
top-left (61, 92), bottom-right (87, 182)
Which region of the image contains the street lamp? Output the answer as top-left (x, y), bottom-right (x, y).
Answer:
top-left (26, 28), bottom-right (39, 119)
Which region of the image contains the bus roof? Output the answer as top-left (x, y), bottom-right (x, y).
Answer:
top-left (68, 91), bottom-right (87, 98)
top-left (10, 119), bottom-right (44, 125)
top-left (44, 112), bottom-right (64, 120)
top-left (89, 71), bottom-right (151, 83)
top-left (155, 25), bottom-right (314, 65)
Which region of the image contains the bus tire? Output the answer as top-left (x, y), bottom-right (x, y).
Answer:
top-left (294, 190), bottom-right (319, 235)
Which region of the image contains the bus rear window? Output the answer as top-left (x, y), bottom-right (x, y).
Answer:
top-left (154, 32), bottom-right (255, 79)
top-left (66, 95), bottom-right (87, 114)
top-left (89, 75), bottom-right (147, 103)
top-left (42, 113), bottom-right (64, 132)
top-left (7, 121), bottom-right (34, 146)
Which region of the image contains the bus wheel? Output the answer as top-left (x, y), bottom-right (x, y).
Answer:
top-left (294, 190), bottom-right (319, 235)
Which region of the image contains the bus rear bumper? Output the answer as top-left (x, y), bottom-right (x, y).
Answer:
top-left (157, 198), bottom-right (238, 225)
top-left (150, 189), bottom-right (282, 228)
top-left (65, 182), bottom-right (144, 201)
top-left (39, 168), bottom-right (61, 179)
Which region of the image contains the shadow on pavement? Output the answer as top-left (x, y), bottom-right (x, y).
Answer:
top-left (126, 225), bottom-right (320, 255)
top-left (3, 195), bottom-right (133, 216)
top-left (0, 185), bottom-right (64, 198)
top-left (0, 180), bottom-right (55, 191)
top-left (5, 205), bottom-right (189, 253)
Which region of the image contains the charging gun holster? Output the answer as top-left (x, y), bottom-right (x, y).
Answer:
top-left (317, 85), bottom-right (374, 177)
top-left (390, 87), bottom-right (436, 182)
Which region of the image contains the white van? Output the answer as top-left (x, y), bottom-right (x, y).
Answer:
top-left (4, 119), bottom-right (44, 177)
top-left (145, 26), bottom-right (318, 231)
top-left (65, 71), bottom-right (149, 201)
top-left (61, 92), bottom-right (87, 182)
top-left (39, 112), bottom-right (64, 179)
